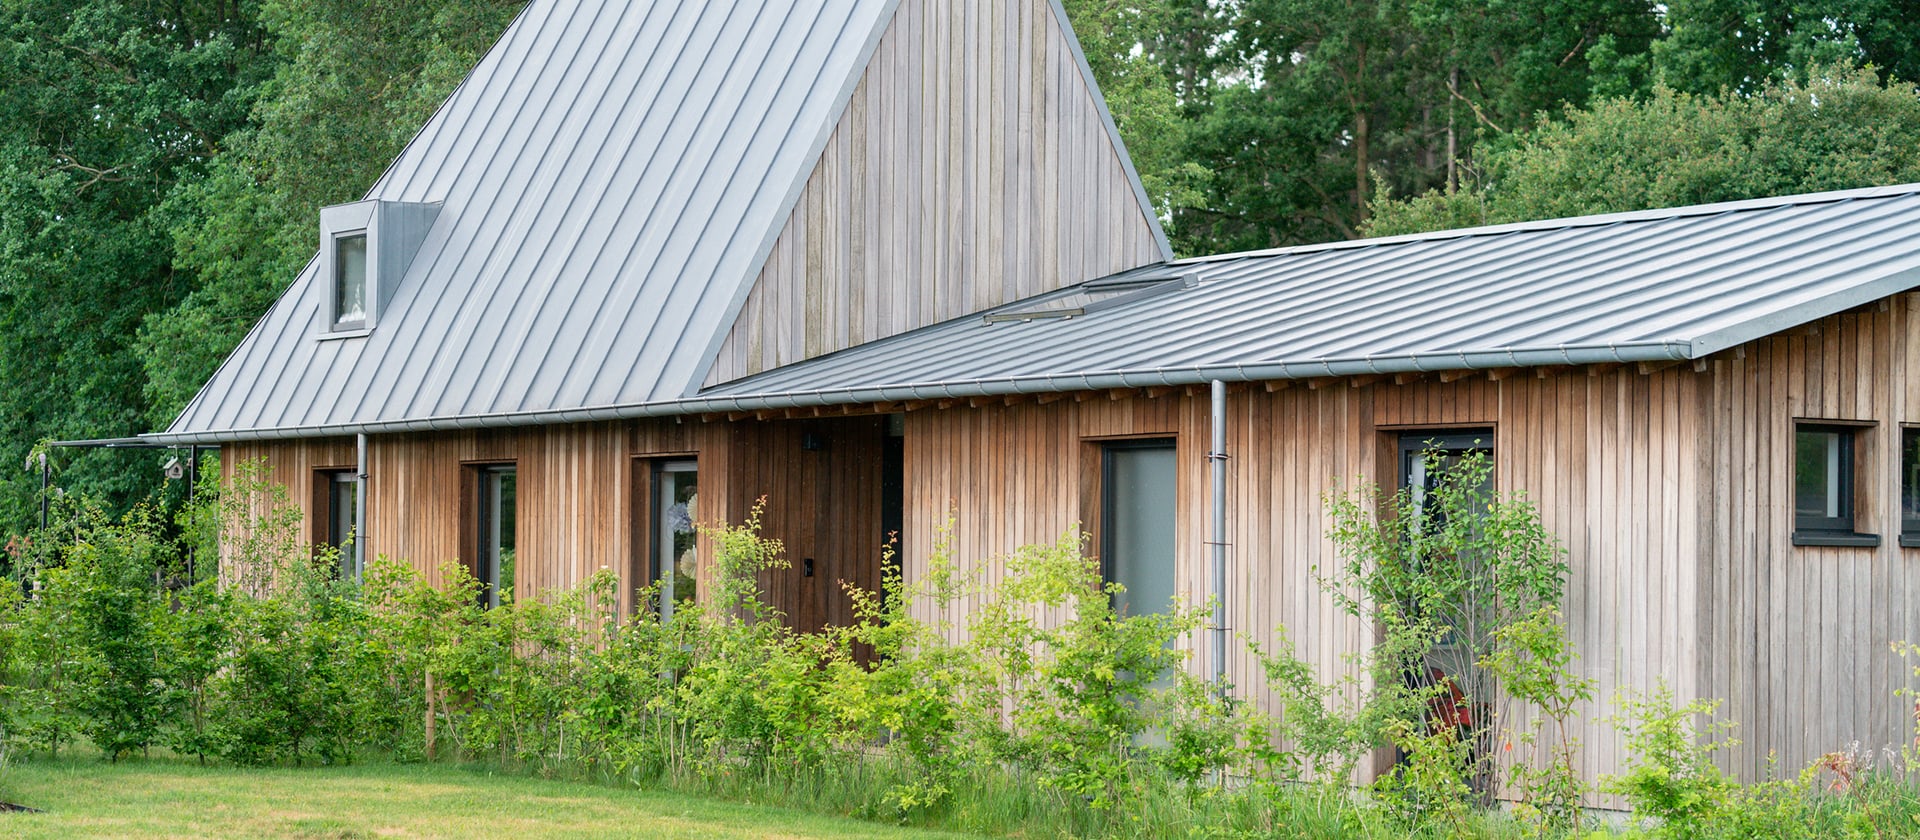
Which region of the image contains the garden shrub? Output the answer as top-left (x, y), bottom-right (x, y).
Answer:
top-left (36, 505), bottom-right (177, 760)
top-left (1603, 683), bottom-right (1737, 838)
top-left (11, 457), bottom-right (1920, 839)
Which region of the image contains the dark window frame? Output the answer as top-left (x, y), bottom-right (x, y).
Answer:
top-left (647, 458), bottom-right (698, 622)
top-left (468, 463), bottom-right (517, 608)
top-left (1900, 426), bottom-right (1920, 548)
top-left (311, 468), bottom-right (358, 579)
top-left (1397, 430), bottom-right (1493, 537)
top-left (1792, 421), bottom-right (1879, 547)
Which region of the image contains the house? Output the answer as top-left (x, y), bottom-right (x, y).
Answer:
top-left (145, 0), bottom-right (1920, 786)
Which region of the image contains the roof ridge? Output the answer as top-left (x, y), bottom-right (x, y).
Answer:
top-left (1176, 181), bottom-right (1920, 265)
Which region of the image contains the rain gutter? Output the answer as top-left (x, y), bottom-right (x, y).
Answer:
top-left (141, 340), bottom-right (1695, 445)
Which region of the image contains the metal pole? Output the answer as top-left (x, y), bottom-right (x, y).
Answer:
top-left (1208, 380), bottom-right (1229, 697)
top-left (38, 451), bottom-right (48, 532)
top-left (355, 433), bottom-right (369, 580)
top-left (185, 445), bottom-right (198, 582)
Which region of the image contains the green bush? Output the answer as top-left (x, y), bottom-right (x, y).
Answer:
top-left (7, 461), bottom-right (1920, 840)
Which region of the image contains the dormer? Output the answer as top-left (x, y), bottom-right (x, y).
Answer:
top-left (317, 199), bottom-right (440, 337)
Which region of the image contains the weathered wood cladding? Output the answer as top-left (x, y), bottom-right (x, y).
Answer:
top-left (224, 293), bottom-right (1920, 792)
top-left (899, 297), bottom-right (1920, 786)
top-left (1697, 294), bottom-right (1920, 777)
top-left (898, 379), bottom-right (1676, 788)
top-left (223, 416), bottom-right (887, 627)
top-left (705, 0), bottom-right (1165, 386)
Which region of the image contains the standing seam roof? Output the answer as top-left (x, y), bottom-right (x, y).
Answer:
top-left (145, 183), bottom-right (1920, 445)
top-left (165, 0), bottom-right (903, 436)
top-left (694, 184), bottom-right (1920, 398)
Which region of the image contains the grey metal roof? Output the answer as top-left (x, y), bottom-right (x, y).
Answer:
top-left (693, 182), bottom-right (1920, 401)
top-left (145, 182), bottom-right (1920, 443)
top-left (162, 0), bottom-right (906, 440)
top-left (160, 0), bottom-right (1173, 445)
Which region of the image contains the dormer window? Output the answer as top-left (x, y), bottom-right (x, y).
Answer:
top-left (333, 232), bottom-right (368, 328)
top-left (317, 199), bottom-right (441, 336)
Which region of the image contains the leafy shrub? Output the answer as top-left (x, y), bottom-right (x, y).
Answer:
top-left (1603, 684), bottom-right (1736, 838)
top-left (12, 459), bottom-right (1920, 840)
top-left (35, 505), bottom-right (176, 760)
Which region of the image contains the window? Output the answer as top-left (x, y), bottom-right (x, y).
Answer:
top-left (314, 469), bottom-right (359, 579)
top-left (473, 465), bottom-right (517, 608)
top-left (1397, 431), bottom-right (1492, 648)
top-left (1400, 432), bottom-right (1493, 538)
top-left (1101, 440), bottom-right (1177, 617)
top-left (1905, 429), bottom-right (1920, 548)
top-left (316, 199), bottom-right (439, 335)
top-left (1793, 423), bottom-right (1877, 546)
top-left (333, 232), bottom-right (367, 328)
top-left (650, 460), bottom-right (698, 621)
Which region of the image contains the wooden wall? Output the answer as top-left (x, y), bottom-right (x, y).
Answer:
top-left (704, 0), bottom-right (1166, 386)
top-left (899, 374), bottom-right (1696, 788)
top-left (726, 417), bottom-right (890, 635)
top-left (222, 416), bottom-right (885, 629)
top-left (221, 294), bottom-right (1920, 791)
top-left (897, 297), bottom-right (1920, 786)
top-left (1697, 294), bottom-right (1920, 776)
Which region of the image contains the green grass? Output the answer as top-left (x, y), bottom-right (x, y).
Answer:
top-left (0, 756), bottom-right (979, 839)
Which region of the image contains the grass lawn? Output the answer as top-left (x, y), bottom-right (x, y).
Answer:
top-left (0, 756), bottom-right (977, 839)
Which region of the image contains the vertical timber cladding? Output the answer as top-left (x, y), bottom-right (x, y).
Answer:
top-left (899, 367), bottom-right (1720, 789)
top-left (704, 0), bottom-right (1167, 386)
top-left (221, 436), bottom-right (356, 589)
top-left (1700, 294), bottom-right (1920, 781)
top-left (218, 414), bottom-right (890, 635)
top-left (222, 419), bottom-right (734, 609)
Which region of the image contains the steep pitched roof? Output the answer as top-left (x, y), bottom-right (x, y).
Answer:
top-left (161, 0), bottom-right (1167, 444)
top-left (692, 183), bottom-right (1920, 403)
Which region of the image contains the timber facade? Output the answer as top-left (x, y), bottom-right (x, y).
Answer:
top-left (225, 292), bottom-right (1920, 782)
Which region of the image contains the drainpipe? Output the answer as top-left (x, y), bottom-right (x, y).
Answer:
top-left (1208, 380), bottom-right (1229, 699)
top-left (37, 451), bottom-right (48, 532)
top-left (356, 433), bottom-right (369, 580)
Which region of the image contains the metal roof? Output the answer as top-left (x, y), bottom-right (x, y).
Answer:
top-left (162, 0), bottom-right (905, 439)
top-left (694, 182), bottom-right (1920, 401)
top-left (160, 0), bottom-right (1173, 445)
top-left (145, 182), bottom-right (1920, 443)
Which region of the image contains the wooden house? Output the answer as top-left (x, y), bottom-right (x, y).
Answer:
top-left (147, 0), bottom-right (1920, 785)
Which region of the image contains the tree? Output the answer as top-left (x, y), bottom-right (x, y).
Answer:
top-left (1652, 0), bottom-right (1920, 95)
top-left (140, 0), bottom-right (524, 427)
top-left (0, 0), bottom-right (274, 530)
top-left (1169, 0), bottom-right (1660, 253)
top-left (1363, 64), bottom-right (1920, 237)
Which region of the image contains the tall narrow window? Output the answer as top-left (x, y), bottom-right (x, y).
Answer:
top-left (328, 471), bottom-right (358, 579)
top-left (334, 232), bottom-right (367, 328)
top-left (314, 469), bottom-right (359, 579)
top-left (652, 460), bottom-right (698, 621)
top-left (475, 465), bottom-right (517, 608)
top-left (1904, 429), bottom-right (1920, 547)
top-left (1793, 423), bottom-right (1875, 545)
top-left (1102, 440), bottom-right (1177, 617)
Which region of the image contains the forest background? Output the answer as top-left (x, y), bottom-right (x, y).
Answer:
top-left (5, 0), bottom-right (1920, 547)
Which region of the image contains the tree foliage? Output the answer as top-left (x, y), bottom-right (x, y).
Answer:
top-left (1364, 65), bottom-right (1920, 236)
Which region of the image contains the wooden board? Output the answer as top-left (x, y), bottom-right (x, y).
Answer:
top-left (703, 0), bottom-right (1165, 385)
top-left (222, 416), bottom-right (884, 633)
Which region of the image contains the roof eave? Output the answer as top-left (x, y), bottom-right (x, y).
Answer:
top-left (141, 340), bottom-right (1692, 444)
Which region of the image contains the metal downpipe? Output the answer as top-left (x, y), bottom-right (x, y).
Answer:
top-left (1208, 380), bottom-right (1229, 698)
top-left (355, 433), bottom-right (369, 580)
